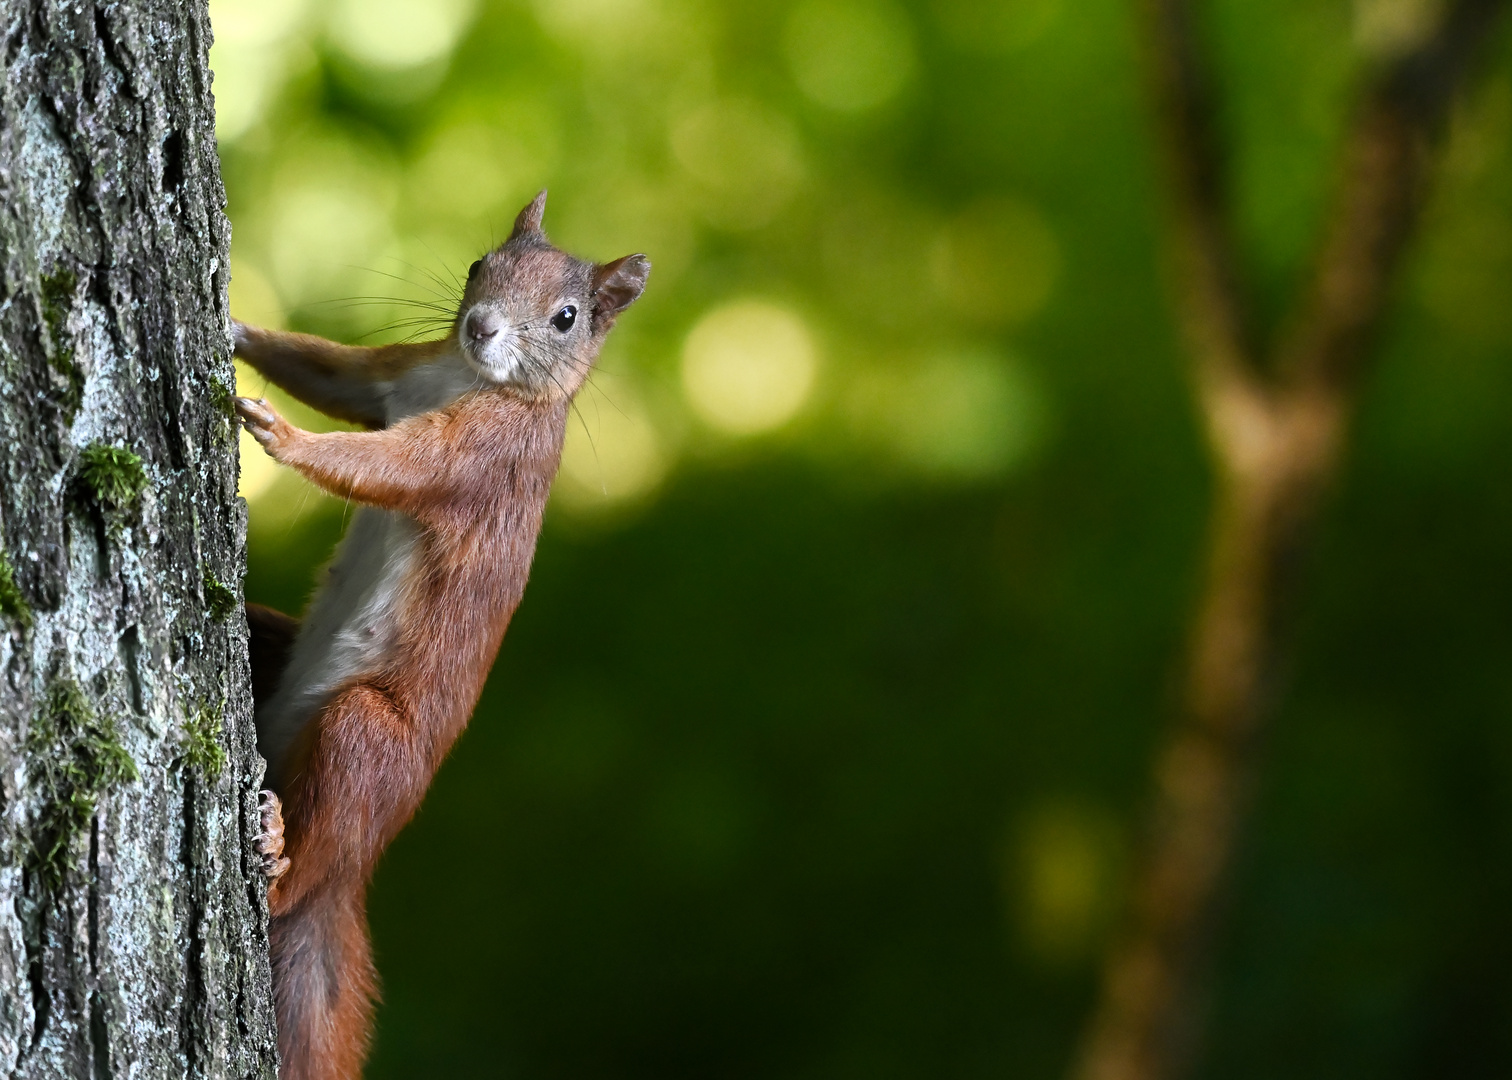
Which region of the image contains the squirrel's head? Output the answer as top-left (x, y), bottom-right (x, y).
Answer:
top-left (456, 190), bottom-right (650, 401)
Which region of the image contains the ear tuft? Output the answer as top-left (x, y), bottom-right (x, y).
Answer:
top-left (510, 190), bottom-right (548, 240)
top-left (592, 254), bottom-right (651, 322)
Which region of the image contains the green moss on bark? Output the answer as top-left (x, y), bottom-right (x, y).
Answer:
top-left (181, 701), bottom-right (226, 778)
top-left (209, 376), bottom-right (237, 445)
top-left (27, 678), bottom-right (138, 889)
top-left (203, 571), bottom-right (236, 622)
top-left (40, 269), bottom-right (83, 422)
top-left (79, 443), bottom-right (147, 512)
top-left (209, 376), bottom-right (235, 419)
top-left (0, 550), bottom-right (30, 629)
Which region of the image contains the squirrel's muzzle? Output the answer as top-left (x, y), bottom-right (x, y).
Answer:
top-left (464, 306), bottom-right (504, 343)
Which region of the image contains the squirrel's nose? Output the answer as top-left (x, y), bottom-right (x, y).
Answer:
top-left (465, 308), bottom-right (504, 343)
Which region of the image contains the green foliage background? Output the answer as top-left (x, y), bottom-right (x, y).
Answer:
top-left (213, 0), bottom-right (1512, 1074)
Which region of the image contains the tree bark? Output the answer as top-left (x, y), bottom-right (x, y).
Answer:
top-left (0, 2), bottom-right (277, 1078)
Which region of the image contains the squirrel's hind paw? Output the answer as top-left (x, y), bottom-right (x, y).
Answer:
top-left (256, 789), bottom-right (291, 880)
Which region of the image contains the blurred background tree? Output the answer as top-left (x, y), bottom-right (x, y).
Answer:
top-left (210, 0), bottom-right (1512, 1076)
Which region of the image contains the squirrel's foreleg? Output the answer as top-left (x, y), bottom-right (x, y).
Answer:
top-left (234, 396), bottom-right (491, 517)
top-left (232, 321), bottom-right (446, 429)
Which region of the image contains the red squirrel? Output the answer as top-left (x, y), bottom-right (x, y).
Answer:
top-left (235, 191), bottom-right (649, 1080)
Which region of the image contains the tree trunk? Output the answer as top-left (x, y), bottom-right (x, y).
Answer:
top-left (0, 2), bottom-right (277, 1078)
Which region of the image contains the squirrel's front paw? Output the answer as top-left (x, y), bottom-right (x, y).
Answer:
top-left (256, 789), bottom-right (291, 881)
top-left (234, 397), bottom-right (290, 453)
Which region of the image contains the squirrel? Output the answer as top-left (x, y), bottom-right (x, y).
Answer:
top-left (235, 191), bottom-right (649, 1080)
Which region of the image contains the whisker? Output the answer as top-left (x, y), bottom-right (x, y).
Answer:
top-left (306, 296), bottom-right (459, 318)
top-left (353, 312), bottom-right (455, 330)
top-left (573, 365), bottom-right (633, 425)
top-left (507, 344), bottom-right (580, 403)
top-left (567, 396), bottom-right (605, 495)
top-left (352, 320), bottom-right (455, 344)
top-left (355, 264), bottom-right (460, 305)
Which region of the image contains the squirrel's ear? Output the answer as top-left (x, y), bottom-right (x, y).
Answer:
top-left (510, 190), bottom-right (548, 239)
top-left (592, 254), bottom-right (651, 320)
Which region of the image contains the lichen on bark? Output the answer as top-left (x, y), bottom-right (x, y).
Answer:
top-left (0, 1), bottom-right (277, 1077)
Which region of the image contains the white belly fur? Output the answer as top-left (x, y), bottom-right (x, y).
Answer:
top-left (254, 349), bottom-right (479, 771)
top-left (256, 507), bottom-right (420, 770)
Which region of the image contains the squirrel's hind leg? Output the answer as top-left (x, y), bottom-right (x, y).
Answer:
top-left (268, 682), bottom-right (417, 1080)
top-left (256, 790), bottom-right (291, 883)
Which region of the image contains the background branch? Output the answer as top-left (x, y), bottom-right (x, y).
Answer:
top-left (1070, 3), bottom-right (1509, 1079)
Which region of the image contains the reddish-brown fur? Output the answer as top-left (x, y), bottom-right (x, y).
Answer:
top-left (235, 192), bottom-right (648, 1080)
top-left (255, 392), bottom-right (563, 1078)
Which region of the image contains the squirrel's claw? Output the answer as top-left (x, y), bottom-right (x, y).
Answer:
top-left (234, 395), bottom-right (276, 426)
top-left (235, 397), bottom-right (283, 448)
top-left (256, 789), bottom-right (291, 881)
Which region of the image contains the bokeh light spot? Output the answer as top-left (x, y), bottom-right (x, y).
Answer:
top-left (1010, 800), bottom-right (1122, 966)
top-left (236, 428), bottom-right (280, 503)
top-left (326, 0), bottom-right (478, 70)
top-left (556, 389), bottom-right (668, 510)
top-left (671, 99), bottom-right (805, 229)
top-left (932, 0), bottom-right (1060, 53)
top-left (268, 184), bottom-right (394, 307)
top-left (532, 0), bottom-right (658, 47)
top-left (211, 0), bottom-right (307, 46)
top-left (253, 137), bottom-right (401, 314)
top-left (1353, 0), bottom-right (1439, 56)
top-left (210, 47), bottom-right (287, 142)
top-left (682, 301), bottom-right (817, 435)
top-left (406, 113), bottom-right (559, 226)
top-left (844, 349), bottom-right (1051, 479)
top-left (207, 0), bottom-right (311, 140)
top-left (785, 0), bottom-right (916, 112)
top-left (229, 258), bottom-right (285, 329)
top-left (931, 197), bottom-right (1062, 327)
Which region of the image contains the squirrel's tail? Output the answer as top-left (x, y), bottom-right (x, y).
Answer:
top-left (270, 886), bottom-right (377, 1080)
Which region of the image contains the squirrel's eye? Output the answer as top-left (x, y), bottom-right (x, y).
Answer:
top-left (468, 259), bottom-right (482, 280)
top-left (551, 305), bottom-right (577, 332)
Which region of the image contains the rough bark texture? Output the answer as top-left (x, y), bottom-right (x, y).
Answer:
top-left (0, 2), bottom-right (277, 1078)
